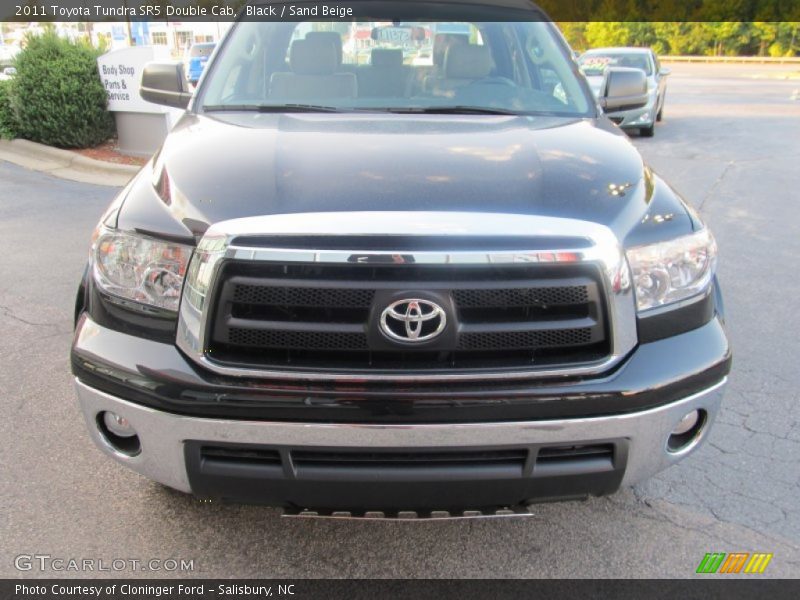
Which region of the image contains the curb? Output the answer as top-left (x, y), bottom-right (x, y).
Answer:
top-left (0, 138), bottom-right (141, 186)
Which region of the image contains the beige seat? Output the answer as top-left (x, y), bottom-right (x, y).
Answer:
top-left (432, 33), bottom-right (469, 71)
top-left (357, 49), bottom-right (410, 98)
top-left (305, 31), bottom-right (343, 66)
top-left (427, 44), bottom-right (495, 97)
top-left (270, 38), bottom-right (357, 101)
top-left (419, 34), bottom-right (467, 91)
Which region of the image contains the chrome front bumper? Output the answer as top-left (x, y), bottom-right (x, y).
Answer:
top-left (75, 377), bottom-right (726, 495)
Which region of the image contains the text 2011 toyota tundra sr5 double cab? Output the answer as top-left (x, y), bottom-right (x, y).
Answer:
top-left (71, 1), bottom-right (731, 515)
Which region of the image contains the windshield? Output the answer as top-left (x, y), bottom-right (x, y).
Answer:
top-left (199, 20), bottom-right (592, 116)
top-left (578, 52), bottom-right (652, 76)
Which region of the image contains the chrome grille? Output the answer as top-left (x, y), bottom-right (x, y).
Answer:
top-left (206, 261), bottom-right (608, 371)
top-left (175, 211), bottom-right (638, 382)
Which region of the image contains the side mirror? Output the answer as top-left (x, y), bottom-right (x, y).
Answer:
top-left (140, 62), bottom-right (192, 109)
top-left (659, 67), bottom-right (671, 76)
top-left (600, 67), bottom-right (648, 112)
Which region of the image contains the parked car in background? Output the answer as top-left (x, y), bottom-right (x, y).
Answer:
top-left (578, 47), bottom-right (670, 137)
top-left (185, 42), bottom-right (216, 86)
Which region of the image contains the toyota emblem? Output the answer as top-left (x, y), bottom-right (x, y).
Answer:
top-left (379, 299), bottom-right (447, 343)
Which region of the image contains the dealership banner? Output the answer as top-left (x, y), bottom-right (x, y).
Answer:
top-left (3, 579), bottom-right (800, 599)
top-left (2, 0), bottom-right (800, 22)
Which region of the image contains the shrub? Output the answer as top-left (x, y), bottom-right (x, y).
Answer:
top-left (9, 30), bottom-right (114, 148)
top-left (0, 79), bottom-right (16, 139)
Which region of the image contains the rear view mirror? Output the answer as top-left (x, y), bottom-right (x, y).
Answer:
top-left (140, 62), bottom-right (192, 109)
top-left (601, 67), bottom-right (648, 112)
top-left (660, 67), bottom-right (671, 76)
top-left (371, 25), bottom-right (425, 44)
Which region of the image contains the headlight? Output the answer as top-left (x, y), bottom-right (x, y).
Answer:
top-left (93, 227), bottom-right (193, 312)
top-left (626, 229), bottom-right (717, 312)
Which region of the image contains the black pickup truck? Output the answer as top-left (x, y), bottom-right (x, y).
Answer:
top-left (71, 0), bottom-right (730, 515)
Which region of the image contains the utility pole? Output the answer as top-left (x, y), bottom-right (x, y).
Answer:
top-left (123, 0), bottom-right (134, 46)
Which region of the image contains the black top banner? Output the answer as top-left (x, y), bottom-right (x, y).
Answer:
top-left (4, 579), bottom-right (800, 600)
top-left (2, 0), bottom-right (800, 22)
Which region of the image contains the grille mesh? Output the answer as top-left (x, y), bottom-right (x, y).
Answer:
top-left (458, 328), bottom-right (593, 351)
top-left (233, 285), bottom-right (375, 308)
top-left (228, 328), bottom-right (369, 350)
top-left (453, 286), bottom-right (589, 307)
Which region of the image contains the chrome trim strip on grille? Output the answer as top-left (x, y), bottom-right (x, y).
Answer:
top-left (176, 212), bottom-right (637, 382)
top-left (227, 247), bottom-right (601, 264)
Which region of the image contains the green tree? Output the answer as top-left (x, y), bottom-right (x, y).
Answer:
top-left (9, 29), bottom-right (114, 148)
top-left (649, 22), bottom-right (711, 55)
top-left (705, 22), bottom-right (751, 55)
top-left (752, 22), bottom-right (779, 55)
top-left (0, 80), bottom-right (17, 139)
top-left (562, 21), bottom-right (798, 58)
top-left (558, 22), bottom-right (588, 51)
top-left (584, 21), bottom-right (632, 47)
top-left (770, 22), bottom-right (800, 56)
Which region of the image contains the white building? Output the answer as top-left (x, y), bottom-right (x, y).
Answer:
top-left (87, 21), bottom-right (231, 58)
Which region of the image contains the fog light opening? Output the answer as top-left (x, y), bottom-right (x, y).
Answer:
top-left (667, 409), bottom-right (707, 454)
top-left (97, 411), bottom-right (141, 456)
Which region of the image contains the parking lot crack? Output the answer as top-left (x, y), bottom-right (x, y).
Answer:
top-left (698, 160), bottom-right (734, 212)
top-left (0, 305), bottom-right (72, 342)
top-left (625, 493), bottom-right (800, 551)
top-left (0, 304), bottom-right (65, 329)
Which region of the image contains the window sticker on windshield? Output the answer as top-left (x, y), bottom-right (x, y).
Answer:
top-left (579, 56), bottom-right (611, 74)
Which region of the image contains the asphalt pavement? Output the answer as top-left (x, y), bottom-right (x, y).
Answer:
top-left (1, 63), bottom-right (799, 578)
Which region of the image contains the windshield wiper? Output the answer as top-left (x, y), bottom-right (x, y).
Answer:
top-left (382, 106), bottom-right (523, 116)
top-left (203, 103), bottom-right (344, 113)
top-left (202, 104), bottom-right (526, 115)
top-left (203, 104), bottom-right (533, 116)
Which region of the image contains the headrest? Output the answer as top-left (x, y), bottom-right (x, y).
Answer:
top-left (290, 38), bottom-right (338, 75)
top-left (305, 31), bottom-right (343, 66)
top-left (445, 44), bottom-right (494, 79)
top-left (432, 33), bottom-right (468, 67)
top-left (371, 48), bottom-right (403, 68)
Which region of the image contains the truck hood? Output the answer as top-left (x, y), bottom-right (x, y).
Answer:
top-left (121, 112), bottom-right (690, 244)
